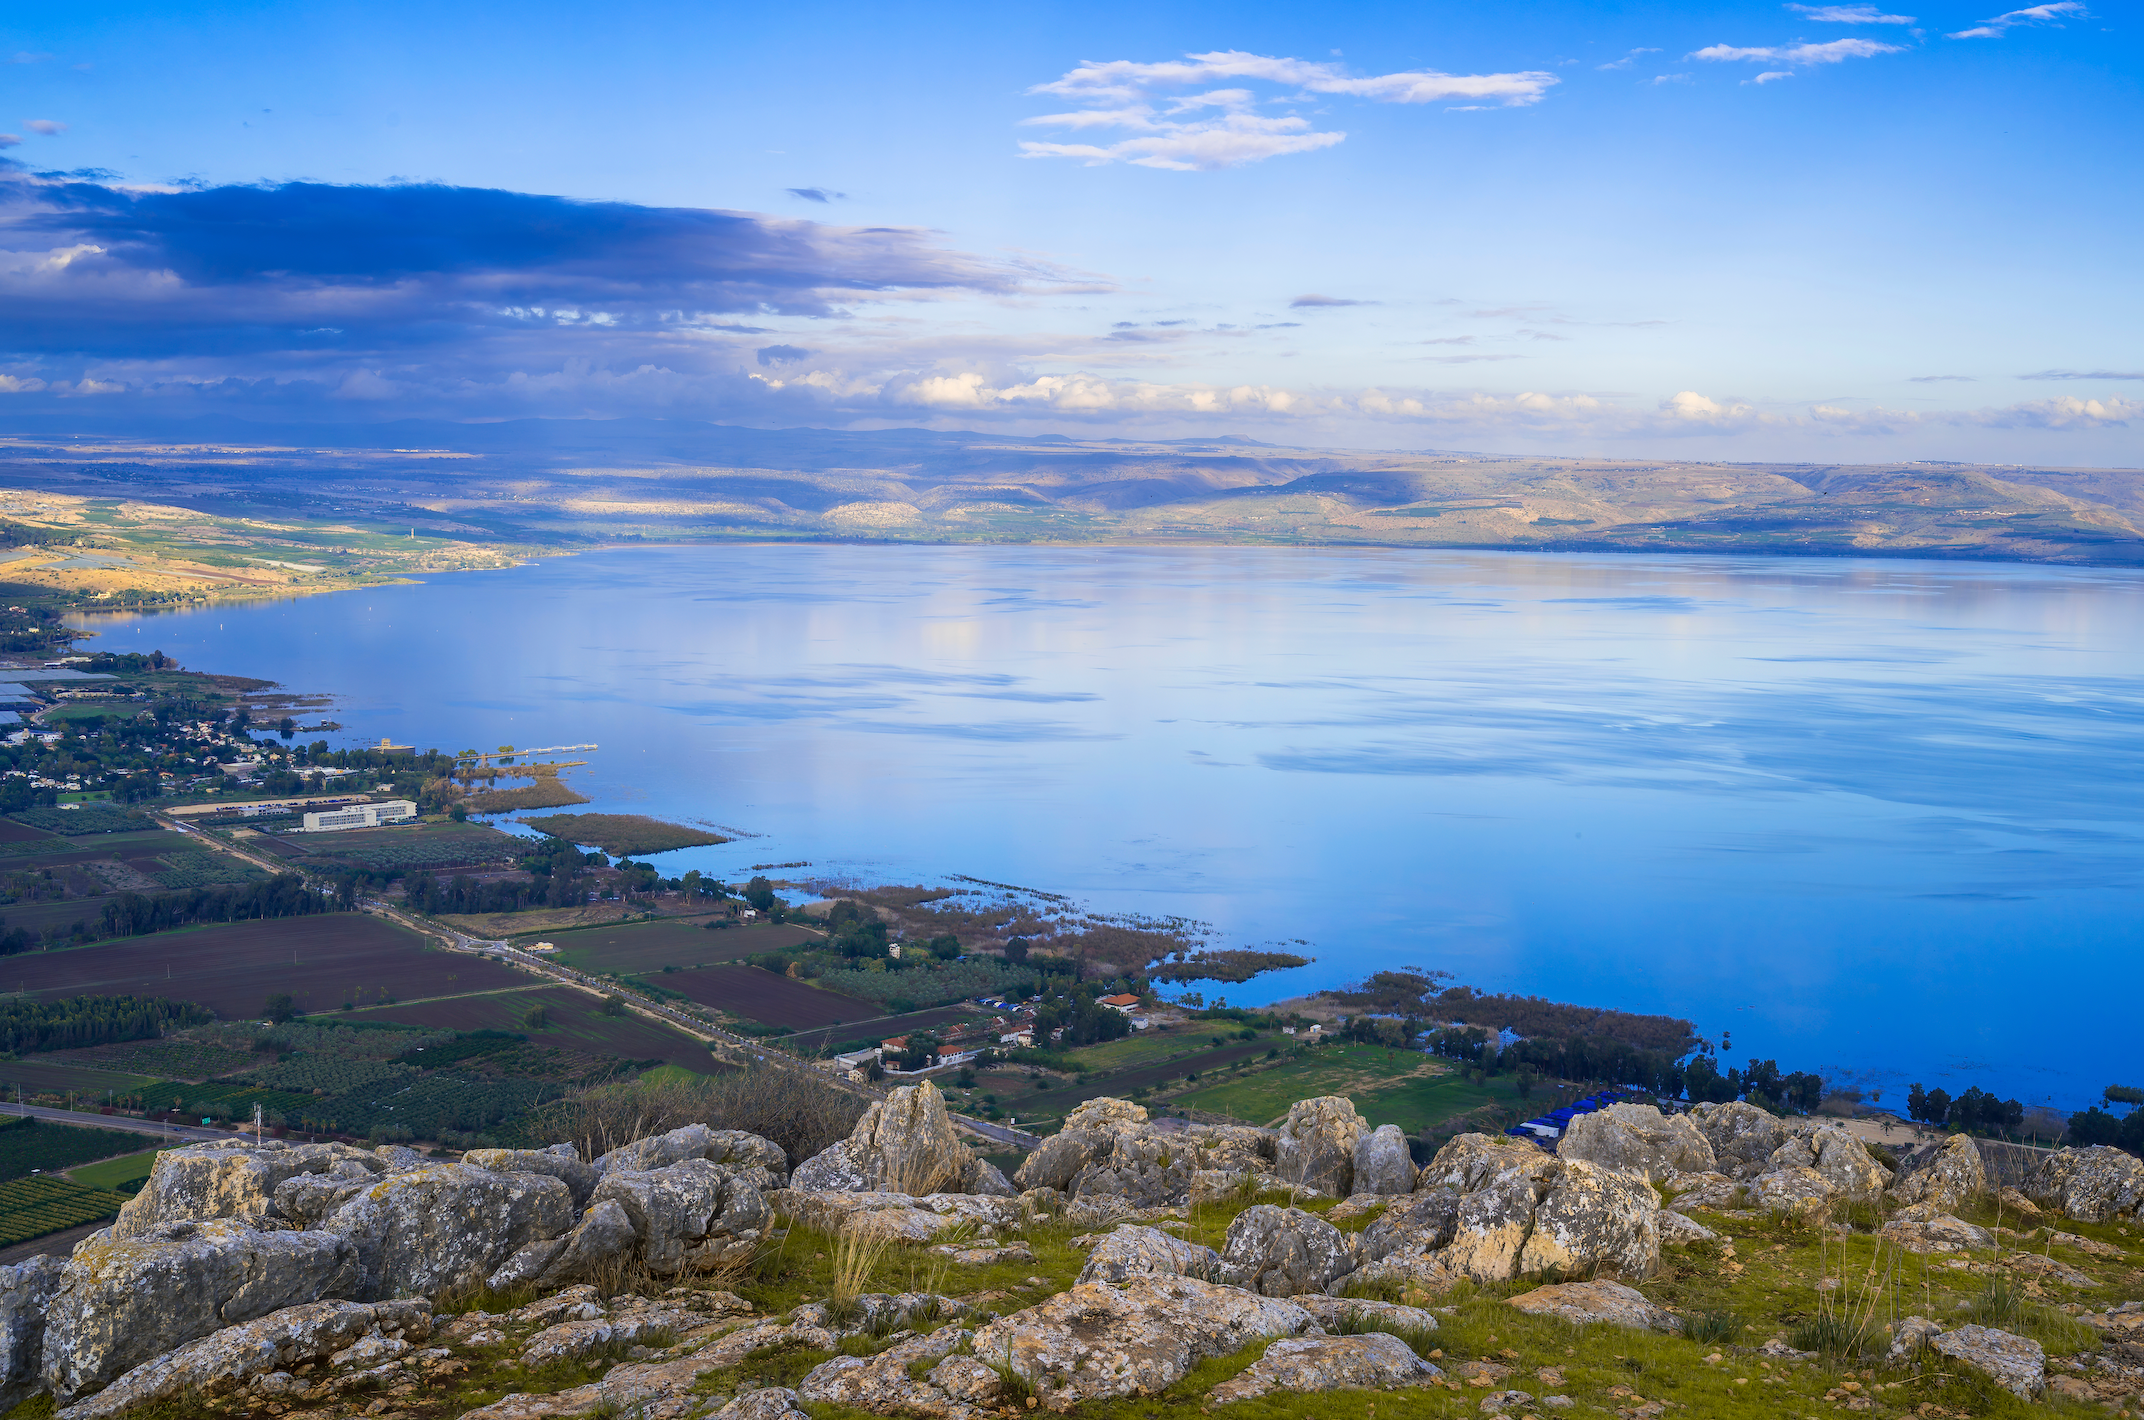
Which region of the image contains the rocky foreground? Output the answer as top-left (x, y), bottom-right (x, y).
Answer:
top-left (1, 1084), bottom-right (2141, 1420)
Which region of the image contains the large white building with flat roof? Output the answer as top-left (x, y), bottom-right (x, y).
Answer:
top-left (301, 800), bottom-right (418, 832)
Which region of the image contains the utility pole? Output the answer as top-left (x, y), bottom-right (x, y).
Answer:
top-left (253, 1103), bottom-right (263, 1145)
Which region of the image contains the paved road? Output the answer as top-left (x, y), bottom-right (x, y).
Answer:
top-left (0, 1100), bottom-right (231, 1144)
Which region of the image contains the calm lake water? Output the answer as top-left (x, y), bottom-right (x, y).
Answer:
top-left (71, 545), bottom-right (2144, 1112)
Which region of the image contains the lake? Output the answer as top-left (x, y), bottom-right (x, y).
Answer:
top-left (71, 544), bottom-right (2144, 1113)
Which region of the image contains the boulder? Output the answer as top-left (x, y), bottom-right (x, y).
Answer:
top-left (1274, 1097), bottom-right (1366, 1197)
top-left (1327, 1253), bottom-right (1463, 1299)
top-left (1359, 1188), bottom-right (1461, 1263)
top-left (464, 1145), bottom-right (601, 1208)
top-left (1505, 1280), bottom-right (1679, 1332)
top-left (52, 1299), bottom-right (428, 1420)
top-left (2026, 1146), bottom-right (2144, 1223)
top-left (773, 1189), bottom-right (1023, 1243)
top-left (594, 1126), bottom-right (790, 1190)
top-left (1016, 1130), bottom-right (1113, 1194)
top-left (1064, 1097), bottom-right (1149, 1132)
top-left (1767, 1126), bottom-right (1890, 1202)
top-left (113, 1140), bottom-right (384, 1237)
top-left (1415, 1133), bottom-right (1545, 1194)
top-left (1068, 1134), bottom-right (1195, 1208)
top-left (0, 1256), bottom-right (62, 1414)
top-left (1879, 1214), bottom-right (1995, 1254)
top-left (965, 1159), bottom-right (1017, 1197)
top-left (585, 1159), bottom-right (769, 1275)
top-left (795, 1083), bottom-right (973, 1196)
top-left (969, 1275), bottom-right (1314, 1413)
top-left (1752, 1166), bottom-right (1838, 1220)
top-left (1076, 1226), bottom-right (1228, 1286)
top-left (321, 1162), bottom-right (576, 1300)
top-left (525, 1199), bottom-right (638, 1288)
top-left (1930, 1324), bottom-right (2045, 1398)
top-left (715, 1389), bottom-right (813, 1420)
top-left (42, 1219), bottom-right (361, 1404)
top-left (1689, 1102), bottom-right (1784, 1180)
top-left (519, 1307), bottom-right (701, 1366)
top-left (1514, 1161), bottom-right (1660, 1281)
top-left (1661, 1171), bottom-right (1741, 1214)
top-left (1556, 1105), bottom-right (1715, 1183)
top-left (1220, 1205), bottom-right (1357, 1298)
top-left (1350, 1125), bottom-right (1417, 1197)
top-left (1656, 1210), bottom-right (1719, 1245)
top-left (1886, 1314), bottom-right (1943, 1362)
top-left (1207, 1333), bottom-right (1442, 1405)
top-left (1289, 1296), bottom-right (1438, 1336)
top-left (796, 1326), bottom-right (988, 1418)
top-left (270, 1158), bottom-right (387, 1229)
top-left (1185, 1124), bottom-right (1278, 1175)
top-left (1889, 1134), bottom-right (1986, 1213)
top-left (1438, 1152), bottom-right (1560, 1283)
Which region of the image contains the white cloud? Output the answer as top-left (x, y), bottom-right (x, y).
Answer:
top-left (1651, 73), bottom-right (1693, 84)
top-left (1021, 50), bottom-right (1557, 169)
top-left (1948, 1), bottom-right (2086, 38)
top-left (23, 120), bottom-right (66, 136)
top-left (1689, 38), bottom-right (1906, 64)
top-left (0, 375), bottom-right (47, 393)
top-left (1749, 70), bottom-right (1796, 83)
top-left (0, 135), bottom-right (18, 149)
top-left (1787, 4), bottom-right (1916, 22)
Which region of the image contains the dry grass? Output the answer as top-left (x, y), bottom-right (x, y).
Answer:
top-left (536, 1064), bottom-right (864, 1166)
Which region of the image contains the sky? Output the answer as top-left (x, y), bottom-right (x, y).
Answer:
top-left (0, 0), bottom-right (2138, 461)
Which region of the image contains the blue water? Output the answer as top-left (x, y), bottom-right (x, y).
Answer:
top-left (69, 545), bottom-right (2144, 1112)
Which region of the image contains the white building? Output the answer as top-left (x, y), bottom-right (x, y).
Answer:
top-left (301, 800), bottom-right (418, 832)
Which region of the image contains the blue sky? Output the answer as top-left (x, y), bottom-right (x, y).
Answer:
top-left (0, 0), bottom-right (2137, 460)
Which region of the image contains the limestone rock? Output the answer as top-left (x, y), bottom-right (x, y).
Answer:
top-left (715, 1389), bottom-right (812, 1420)
top-left (1329, 1252), bottom-right (1464, 1298)
top-left (1416, 1133), bottom-right (1544, 1194)
top-left (528, 1198), bottom-right (638, 1287)
top-left (796, 1326), bottom-right (983, 1418)
top-left (1359, 1188), bottom-right (1460, 1263)
top-left (42, 1220), bottom-right (361, 1404)
top-left (1556, 1104), bottom-right (1716, 1183)
top-left (587, 1159), bottom-right (769, 1274)
top-left (0, 1256), bottom-right (62, 1415)
top-left (1064, 1097), bottom-right (1149, 1132)
top-left (114, 1140), bottom-right (383, 1237)
top-left (321, 1162), bottom-right (575, 1300)
top-left (1515, 1161), bottom-right (1660, 1281)
top-left (1069, 1133), bottom-right (1195, 1208)
top-left (1879, 1214), bottom-right (1995, 1253)
top-left (1689, 1102), bottom-right (1784, 1180)
top-left (1274, 1097), bottom-right (1367, 1197)
top-left (1289, 1296), bottom-right (1439, 1336)
top-left (270, 1158), bottom-right (385, 1229)
top-left (964, 1158), bottom-right (1017, 1197)
top-left (1889, 1134), bottom-right (1986, 1213)
top-left (1351, 1125), bottom-right (1417, 1197)
top-left (1886, 1314), bottom-right (1943, 1362)
top-left (1185, 1124), bottom-right (1277, 1175)
top-left (2026, 1146), bottom-right (2144, 1223)
top-left (1220, 1205), bottom-right (1357, 1297)
top-left (1439, 1153), bottom-right (1560, 1283)
top-left (1505, 1280), bottom-right (1679, 1332)
top-left (1478, 1389), bottom-right (1535, 1412)
top-left (464, 1146), bottom-right (601, 1208)
top-left (594, 1126), bottom-right (790, 1190)
top-left (969, 1275), bottom-right (1314, 1413)
top-left (1930, 1324), bottom-right (2045, 1398)
top-left (519, 1307), bottom-right (699, 1366)
top-left (1752, 1166), bottom-right (1838, 1220)
top-left (1656, 1210), bottom-right (1719, 1244)
top-left (796, 1083), bottom-right (973, 1196)
top-left (1767, 1126), bottom-right (1889, 1202)
top-left (773, 1189), bottom-right (1022, 1243)
top-left (1075, 1225), bottom-right (1228, 1286)
top-left (1207, 1332), bottom-right (1442, 1404)
top-left (1661, 1171), bottom-right (1740, 1214)
top-left (54, 1299), bottom-right (427, 1420)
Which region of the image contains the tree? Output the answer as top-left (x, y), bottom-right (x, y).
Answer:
top-left (263, 993), bottom-right (295, 1024)
top-left (929, 934), bottom-right (961, 961)
top-left (1002, 937), bottom-right (1030, 964)
top-left (1907, 1083), bottom-right (1929, 1123)
top-left (1924, 1087), bottom-right (1952, 1127)
top-left (2069, 1107), bottom-right (2123, 1146)
top-left (743, 877), bottom-right (776, 913)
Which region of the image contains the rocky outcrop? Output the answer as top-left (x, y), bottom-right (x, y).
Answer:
top-left (114, 1139), bottom-right (393, 1237)
top-left (2026, 1146), bottom-right (2144, 1223)
top-left (594, 1125), bottom-right (790, 1189)
top-left (1557, 1104), bottom-right (1715, 1183)
top-left (970, 1275), bottom-right (1314, 1413)
top-left (1068, 1134), bottom-right (1195, 1208)
top-left (1289, 1296), bottom-right (1439, 1336)
top-left (0, 1256), bottom-right (62, 1414)
top-left (1655, 1210), bottom-right (1719, 1244)
top-left (1767, 1125), bottom-right (1890, 1202)
top-left (582, 1159), bottom-right (769, 1275)
top-left (1689, 1102), bottom-right (1784, 1180)
top-left (772, 1189), bottom-right (1023, 1243)
top-left (1350, 1125), bottom-right (1416, 1196)
top-left (1438, 1155), bottom-right (1659, 1284)
top-left (1661, 1171), bottom-right (1741, 1214)
top-left (465, 1145), bottom-right (602, 1208)
top-left (1220, 1205), bottom-right (1356, 1297)
top-left (1076, 1226), bottom-right (1228, 1286)
top-left (1207, 1333), bottom-right (1442, 1404)
top-left (322, 1162), bottom-right (576, 1300)
top-left (1015, 1101), bottom-right (1279, 1209)
top-left (1889, 1134), bottom-right (1986, 1213)
top-left (1753, 1166), bottom-right (1838, 1219)
top-left (1930, 1324), bottom-right (2046, 1398)
top-left (52, 1299), bottom-right (430, 1420)
top-left (1414, 1132), bottom-right (1543, 1194)
top-left (793, 1083), bottom-right (975, 1196)
top-left (1880, 1213), bottom-right (1995, 1254)
top-left (1505, 1280), bottom-right (1679, 1332)
top-left (1274, 1097), bottom-right (1366, 1196)
top-left (42, 1220), bottom-right (362, 1404)
top-left (797, 1326), bottom-right (989, 1419)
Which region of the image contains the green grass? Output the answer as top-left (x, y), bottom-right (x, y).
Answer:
top-left (1166, 1042), bottom-right (1525, 1131)
top-left (64, 1146), bottom-right (166, 1190)
top-left (1055, 1029), bottom-right (1249, 1074)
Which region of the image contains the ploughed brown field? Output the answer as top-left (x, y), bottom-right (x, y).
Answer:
top-left (656, 964), bottom-right (875, 1029)
top-left (344, 984), bottom-right (721, 1074)
top-left (1, 915), bottom-right (527, 1018)
top-left (545, 919), bottom-right (816, 975)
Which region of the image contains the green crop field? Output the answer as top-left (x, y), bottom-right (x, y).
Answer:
top-left (0, 1117), bottom-right (153, 1181)
top-left (1166, 1042), bottom-right (1525, 1131)
top-left (0, 1175), bottom-right (131, 1243)
top-left (343, 985), bottom-right (718, 1074)
top-left (0, 1059), bottom-right (159, 1100)
top-left (66, 1147), bottom-right (165, 1191)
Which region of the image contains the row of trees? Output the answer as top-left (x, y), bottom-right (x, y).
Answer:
top-left (1905, 1082), bottom-right (2028, 1136)
top-left (0, 994), bottom-right (208, 1053)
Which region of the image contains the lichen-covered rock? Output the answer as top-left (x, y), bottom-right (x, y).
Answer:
top-left (1879, 1214), bottom-right (1995, 1254)
top-left (1274, 1097), bottom-right (1367, 1197)
top-left (1505, 1280), bottom-right (1679, 1332)
top-left (794, 1083), bottom-right (973, 1196)
top-left (1069, 1133), bottom-right (1195, 1207)
top-left (797, 1326), bottom-right (984, 1418)
top-left (1076, 1226), bottom-right (1228, 1286)
top-left (321, 1162), bottom-right (575, 1300)
top-left (1930, 1324), bottom-right (2045, 1398)
top-left (1768, 1126), bottom-right (1890, 1202)
top-left (1350, 1125), bottom-right (1416, 1197)
top-left (1752, 1165), bottom-right (1839, 1220)
top-left (51, 1299), bottom-right (427, 1420)
top-left (1359, 1188), bottom-right (1460, 1263)
top-left (1207, 1333), bottom-right (1441, 1405)
top-left (1016, 1130), bottom-right (1112, 1193)
top-left (1416, 1133), bottom-right (1544, 1194)
top-left (594, 1126), bottom-right (791, 1190)
top-left (1656, 1210), bottom-right (1719, 1244)
top-left (1186, 1124), bottom-right (1278, 1175)
top-left (1064, 1097), bottom-right (1149, 1132)
top-left (519, 1307), bottom-right (699, 1366)
top-left (1327, 1252), bottom-right (1464, 1299)
top-left (0, 1256), bottom-right (62, 1414)
top-left (585, 1159), bottom-right (769, 1274)
top-left (1689, 1102), bottom-right (1785, 1180)
top-left (1517, 1161), bottom-right (1660, 1281)
top-left (1220, 1205), bottom-right (1357, 1297)
top-left (42, 1219), bottom-right (361, 1404)
top-left (464, 1145), bottom-right (601, 1208)
top-left (1289, 1296), bottom-right (1439, 1336)
top-left (1557, 1105), bottom-right (1716, 1183)
top-left (715, 1389), bottom-right (812, 1420)
top-left (969, 1275), bottom-right (1314, 1413)
top-left (1890, 1134), bottom-right (1986, 1213)
top-left (269, 1158), bottom-right (386, 1229)
top-left (1438, 1152), bottom-right (1559, 1283)
top-left (964, 1158), bottom-right (1017, 1197)
top-left (1886, 1314), bottom-right (1943, 1362)
top-left (114, 1140), bottom-right (385, 1237)
top-left (2026, 1146), bottom-right (2144, 1224)
top-left (525, 1198), bottom-right (636, 1288)
top-left (1661, 1170), bottom-right (1741, 1214)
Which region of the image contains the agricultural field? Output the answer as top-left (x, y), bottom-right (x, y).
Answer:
top-left (45, 1038), bottom-right (257, 1080)
top-left (0, 1117), bottom-right (150, 1181)
top-left (342, 984), bottom-right (719, 1074)
top-left (0, 820), bottom-right (55, 845)
top-left (1166, 1039), bottom-right (1526, 1131)
top-left (0, 913), bottom-right (529, 1018)
top-left (783, 1003), bottom-right (989, 1055)
top-left (0, 1058), bottom-right (157, 1101)
top-left (276, 821), bottom-right (523, 871)
top-left (0, 1175), bottom-right (130, 1245)
top-left (518, 813), bottom-right (726, 856)
top-left (544, 919), bottom-right (815, 975)
top-left (148, 849), bottom-right (266, 888)
top-left (64, 1146), bottom-right (165, 1191)
top-left (650, 964), bottom-right (877, 1030)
